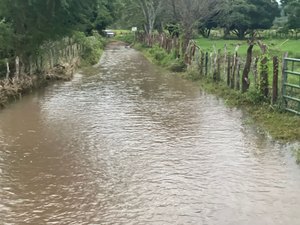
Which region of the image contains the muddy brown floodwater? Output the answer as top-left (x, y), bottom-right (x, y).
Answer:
top-left (0, 42), bottom-right (300, 225)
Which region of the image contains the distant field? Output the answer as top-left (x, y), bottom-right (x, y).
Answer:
top-left (111, 30), bottom-right (300, 58)
top-left (195, 38), bottom-right (300, 58)
top-left (112, 29), bottom-right (132, 35)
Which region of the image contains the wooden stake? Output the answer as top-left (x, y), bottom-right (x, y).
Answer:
top-left (272, 56), bottom-right (279, 104)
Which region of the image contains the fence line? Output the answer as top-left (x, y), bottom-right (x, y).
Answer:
top-left (0, 37), bottom-right (82, 79)
top-left (282, 57), bottom-right (300, 115)
top-left (137, 33), bottom-right (299, 115)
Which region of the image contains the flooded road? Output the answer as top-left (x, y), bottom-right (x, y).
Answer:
top-left (0, 42), bottom-right (300, 225)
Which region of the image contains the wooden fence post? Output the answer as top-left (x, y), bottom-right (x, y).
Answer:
top-left (210, 52), bottom-right (213, 78)
top-left (231, 52), bottom-right (238, 89)
top-left (236, 60), bottom-right (241, 91)
top-left (200, 51), bottom-right (204, 77)
top-left (224, 44), bottom-right (227, 77)
top-left (15, 56), bottom-right (20, 79)
top-left (260, 56), bottom-right (269, 98)
top-left (6, 59), bottom-right (10, 79)
top-left (242, 43), bottom-right (254, 93)
top-left (253, 57), bottom-right (259, 88)
top-left (227, 54), bottom-right (231, 87)
top-left (272, 56), bottom-right (279, 104)
top-left (281, 52), bottom-right (289, 101)
top-left (216, 49), bottom-right (221, 81)
top-left (205, 52), bottom-right (208, 76)
top-left (212, 46), bottom-right (218, 81)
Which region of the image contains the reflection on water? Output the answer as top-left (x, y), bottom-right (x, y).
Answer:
top-left (0, 43), bottom-right (300, 225)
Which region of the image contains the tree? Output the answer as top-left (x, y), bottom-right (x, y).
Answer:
top-left (165, 0), bottom-right (221, 54)
top-left (219, 0), bottom-right (280, 39)
top-left (0, 19), bottom-right (14, 59)
top-left (0, 0), bottom-right (118, 60)
top-left (284, 0), bottom-right (300, 29)
top-left (139, 0), bottom-right (163, 35)
top-left (198, 12), bottom-right (219, 38)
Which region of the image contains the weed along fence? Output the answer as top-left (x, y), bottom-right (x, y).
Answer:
top-left (137, 33), bottom-right (300, 115)
top-left (0, 37), bottom-right (83, 107)
top-left (0, 37), bottom-right (82, 80)
top-left (184, 40), bottom-right (300, 115)
top-left (282, 57), bottom-right (300, 115)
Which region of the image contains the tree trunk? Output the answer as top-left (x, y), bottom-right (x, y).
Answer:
top-left (242, 44), bottom-right (254, 92)
top-left (182, 28), bottom-right (193, 58)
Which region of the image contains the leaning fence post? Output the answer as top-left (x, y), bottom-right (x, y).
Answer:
top-left (242, 42), bottom-right (254, 93)
top-left (272, 56), bottom-right (279, 104)
top-left (231, 52), bottom-right (238, 89)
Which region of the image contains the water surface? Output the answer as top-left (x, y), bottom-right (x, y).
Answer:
top-left (0, 42), bottom-right (300, 225)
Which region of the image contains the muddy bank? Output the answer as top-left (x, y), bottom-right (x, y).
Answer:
top-left (0, 61), bottom-right (78, 108)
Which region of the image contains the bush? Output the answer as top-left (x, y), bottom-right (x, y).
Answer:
top-left (73, 31), bottom-right (106, 66)
top-left (115, 33), bottom-right (135, 44)
top-left (186, 68), bottom-right (200, 81)
top-left (148, 45), bottom-right (168, 62)
top-left (168, 59), bottom-right (186, 72)
top-left (245, 89), bottom-right (266, 104)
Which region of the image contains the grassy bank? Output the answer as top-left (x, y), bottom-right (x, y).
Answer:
top-left (0, 32), bottom-right (106, 109)
top-left (133, 40), bottom-right (300, 141)
top-left (188, 77), bottom-right (300, 141)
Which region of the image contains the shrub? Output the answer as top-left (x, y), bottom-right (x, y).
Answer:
top-left (73, 31), bottom-right (106, 66)
top-left (168, 59), bottom-right (186, 72)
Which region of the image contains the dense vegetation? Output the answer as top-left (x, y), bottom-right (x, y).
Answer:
top-left (0, 0), bottom-right (120, 71)
top-left (1, 0), bottom-right (299, 68)
top-left (116, 0), bottom-right (299, 40)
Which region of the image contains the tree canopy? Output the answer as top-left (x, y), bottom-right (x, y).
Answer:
top-left (216, 0), bottom-right (280, 39)
top-left (284, 0), bottom-right (300, 29)
top-left (0, 0), bottom-right (119, 57)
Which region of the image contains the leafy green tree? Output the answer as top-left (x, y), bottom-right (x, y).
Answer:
top-left (0, 20), bottom-right (14, 58)
top-left (198, 12), bottom-right (219, 38)
top-left (220, 0), bottom-right (280, 39)
top-left (284, 0), bottom-right (300, 29)
top-left (165, 0), bottom-right (221, 54)
top-left (0, 0), bottom-right (118, 60)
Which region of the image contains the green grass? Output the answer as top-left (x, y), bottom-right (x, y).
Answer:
top-left (112, 29), bottom-right (131, 35)
top-left (195, 37), bottom-right (300, 58)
